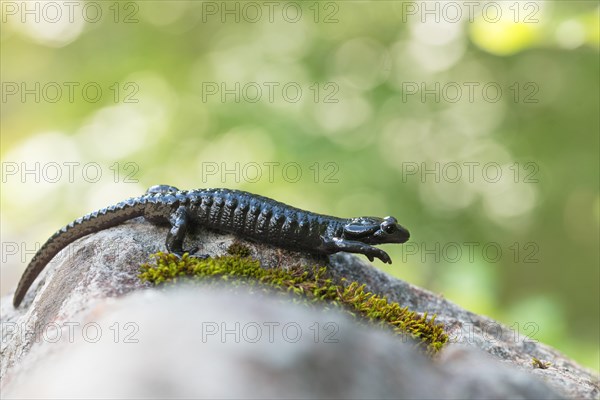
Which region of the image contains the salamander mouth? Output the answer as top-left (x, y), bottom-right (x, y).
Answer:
top-left (370, 225), bottom-right (410, 244)
top-left (397, 225), bottom-right (410, 243)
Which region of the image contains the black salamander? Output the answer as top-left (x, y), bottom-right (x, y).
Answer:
top-left (13, 185), bottom-right (410, 307)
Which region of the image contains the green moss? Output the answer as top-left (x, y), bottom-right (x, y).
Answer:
top-left (227, 241), bottom-right (252, 258)
top-left (139, 249), bottom-right (448, 354)
top-left (532, 357), bottom-right (552, 369)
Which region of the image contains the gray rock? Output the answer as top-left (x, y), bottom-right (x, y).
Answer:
top-left (0, 287), bottom-right (564, 400)
top-left (1, 219), bottom-right (597, 399)
top-left (329, 253), bottom-right (600, 399)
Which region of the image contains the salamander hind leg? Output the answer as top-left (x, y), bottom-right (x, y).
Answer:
top-left (166, 205), bottom-right (200, 256)
top-left (144, 185), bottom-right (182, 225)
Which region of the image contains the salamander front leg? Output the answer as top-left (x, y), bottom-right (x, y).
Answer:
top-left (319, 236), bottom-right (392, 264)
top-left (166, 206), bottom-right (201, 256)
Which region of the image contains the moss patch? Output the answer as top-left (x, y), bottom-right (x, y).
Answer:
top-left (139, 247), bottom-right (448, 354)
top-left (532, 357), bottom-right (552, 369)
top-left (227, 241), bottom-right (253, 258)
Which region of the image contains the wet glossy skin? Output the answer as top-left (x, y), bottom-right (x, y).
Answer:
top-left (13, 185), bottom-right (410, 307)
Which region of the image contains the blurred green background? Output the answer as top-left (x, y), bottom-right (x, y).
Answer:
top-left (1, 1), bottom-right (598, 370)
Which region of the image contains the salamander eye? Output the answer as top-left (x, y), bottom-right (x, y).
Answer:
top-left (382, 223), bottom-right (396, 234)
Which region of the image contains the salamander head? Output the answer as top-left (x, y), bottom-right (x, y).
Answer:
top-left (342, 216), bottom-right (410, 244)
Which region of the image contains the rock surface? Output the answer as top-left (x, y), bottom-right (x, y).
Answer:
top-left (1, 219), bottom-right (598, 399)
